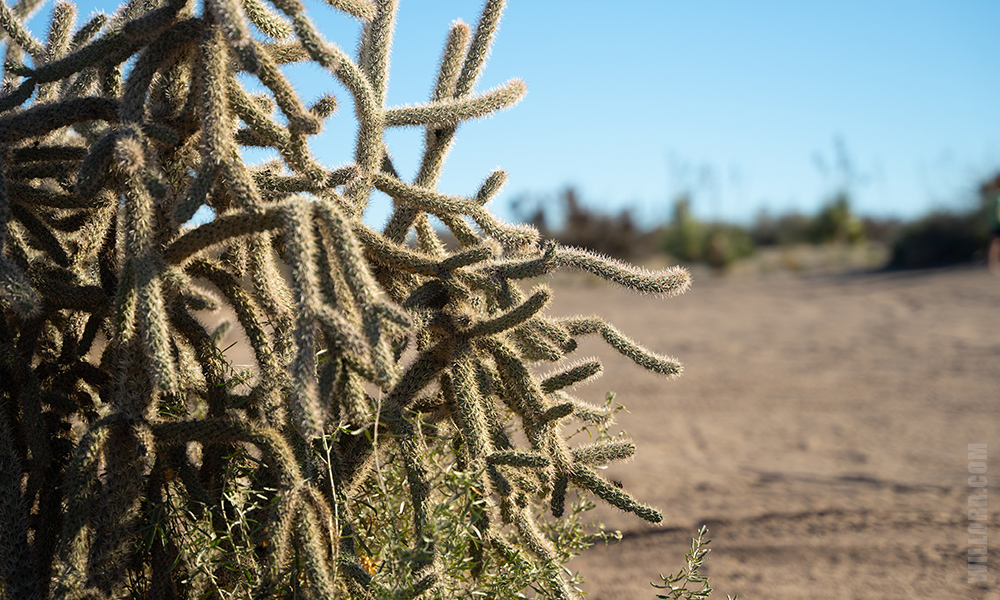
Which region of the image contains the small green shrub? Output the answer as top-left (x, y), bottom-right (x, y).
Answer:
top-left (751, 196), bottom-right (865, 248)
top-left (806, 194), bottom-right (865, 245)
top-left (651, 526), bottom-right (736, 600)
top-left (662, 197), bottom-right (703, 262)
top-left (749, 211), bottom-right (812, 247)
top-left (888, 210), bottom-right (987, 269)
top-left (700, 225), bottom-right (754, 271)
top-left (662, 197), bottom-right (753, 270)
top-left (888, 175), bottom-right (998, 269)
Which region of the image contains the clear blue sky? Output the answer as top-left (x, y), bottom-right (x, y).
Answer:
top-left (24, 0), bottom-right (1000, 227)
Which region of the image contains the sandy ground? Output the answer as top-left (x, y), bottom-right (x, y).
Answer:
top-left (544, 265), bottom-right (1000, 599)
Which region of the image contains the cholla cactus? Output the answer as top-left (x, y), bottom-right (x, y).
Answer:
top-left (0, 0), bottom-right (691, 598)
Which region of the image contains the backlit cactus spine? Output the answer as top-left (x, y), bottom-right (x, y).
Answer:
top-left (0, 0), bottom-right (691, 597)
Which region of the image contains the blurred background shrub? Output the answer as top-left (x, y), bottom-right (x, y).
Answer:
top-left (511, 171), bottom-right (999, 273)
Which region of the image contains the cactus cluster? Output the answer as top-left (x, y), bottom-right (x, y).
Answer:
top-left (0, 0), bottom-right (691, 597)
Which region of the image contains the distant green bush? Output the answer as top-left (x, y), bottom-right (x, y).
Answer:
top-left (886, 176), bottom-right (1000, 269)
top-left (889, 211), bottom-right (987, 269)
top-left (513, 188), bottom-right (658, 260)
top-left (749, 212), bottom-right (812, 246)
top-left (662, 198), bottom-right (754, 270)
top-left (701, 225), bottom-right (755, 270)
top-left (751, 195), bottom-right (865, 248)
top-left (662, 197), bottom-right (702, 262)
top-left (807, 194), bottom-right (865, 245)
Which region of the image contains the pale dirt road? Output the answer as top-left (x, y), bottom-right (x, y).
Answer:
top-left (546, 266), bottom-right (999, 600)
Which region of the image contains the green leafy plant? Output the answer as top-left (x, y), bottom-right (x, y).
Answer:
top-left (662, 196), bottom-right (703, 263)
top-left (807, 194), bottom-right (865, 245)
top-left (651, 526), bottom-right (736, 600)
top-left (0, 0), bottom-right (694, 598)
top-left (662, 197), bottom-right (753, 270)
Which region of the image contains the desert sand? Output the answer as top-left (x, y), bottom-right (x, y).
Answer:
top-left (549, 265), bottom-right (999, 599)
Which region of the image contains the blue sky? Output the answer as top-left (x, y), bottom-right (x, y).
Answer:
top-left (24, 0), bottom-right (1000, 227)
